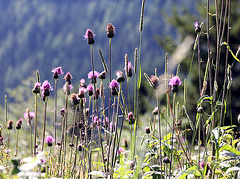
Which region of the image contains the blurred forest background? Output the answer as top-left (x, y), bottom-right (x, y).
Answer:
top-left (0, 0), bottom-right (196, 102)
top-left (1, 0), bottom-right (240, 126)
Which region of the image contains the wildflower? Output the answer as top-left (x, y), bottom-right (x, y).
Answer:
top-left (41, 80), bottom-right (53, 101)
top-left (145, 127), bottom-right (150, 134)
top-left (163, 156), bottom-right (170, 164)
top-left (16, 118), bottom-right (23, 130)
top-left (79, 87), bottom-right (87, 98)
top-left (84, 29), bottom-right (95, 44)
top-left (150, 75), bottom-right (159, 89)
top-left (99, 71), bottom-right (107, 80)
top-left (45, 136), bottom-right (54, 147)
top-left (87, 84), bottom-right (93, 96)
top-left (0, 136), bottom-right (4, 145)
top-left (60, 108), bottom-right (65, 117)
top-left (69, 143), bottom-right (74, 147)
top-left (127, 112), bottom-right (135, 125)
top-left (123, 138), bottom-right (128, 148)
top-left (32, 82), bottom-right (41, 94)
top-left (52, 67), bottom-right (64, 79)
top-left (103, 117), bottom-right (109, 128)
top-left (118, 147), bottom-right (125, 155)
top-left (24, 110), bottom-right (35, 126)
top-left (109, 79), bottom-right (119, 96)
top-left (194, 21), bottom-right (201, 33)
top-left (152, 107), bottom-right (158, 115)
top-left (106, 23), bottom-right (115, 38)
top-left (116, 71), bottom-right (125, 83)
top-left (70, 93), bottom-right (80, 106)
top-left (7, 120), bottom-right (13, 130)
top-left (78, 144), bottom-right (82, 151)
top-left (63, 83), bottom-right (73, 95)
top-left (88, 71), bottom-right (99, 84)
top-left (80, 79), bottom-right (87, 88)
top-left (93, 116), bottom-right (101, 126)
top-left (125, 62), bottom-right (134, 78)
top-left (64, 72), bottom-right (73, 85)
top-left (169, 76), bottom-right (181, 93)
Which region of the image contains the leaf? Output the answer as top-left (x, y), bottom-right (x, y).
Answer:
top-left (220, 144), bottom-right (240, 156)
top-left (92, 148), bottom-right (101, 152)
top-left (225, 167), bottom-right (240, 177)
top-left (138, 65), bottom-right (142, 89)
top-left (98, 49), bottom-right (108, 74)
top-left (221, 42), bottom-right (240, 62)
top-left (144, 73), bottom-right (153, 88)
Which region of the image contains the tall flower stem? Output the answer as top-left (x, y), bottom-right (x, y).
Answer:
top-left (54, 79), bottom-right (57, 145)
top-left (30, 123), bottom-right (33, 156)
top-left (70, 105), bottom-right (78, 166)
top-left (90, 44), bottom-right (105, 173)
top-left (114, 77), bottom-right (129, 164)
top-left (42, 97), bottom-right (48, 151)
top-left (108, 38), bottom-right (112, 123)
top-left (34, 93), bottom-right (38, 155)
top-left (64, 84), bottom-right (69, 175)
top-left (157, 94), bottom-right (163, 178)
top-left (111, 83), bottom-right (122, 168)
top-left (15, 130), bottom-right (19, 156)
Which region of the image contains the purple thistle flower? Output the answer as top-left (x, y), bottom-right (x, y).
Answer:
top-left (64, 72), bottom-right (73, 85)
top-left (116, 71), bottom-right (125, 83)
top-left (194, 21), bottom-right (201, 33)
top-left (24, 111), bottom-right (35, 120)
top-left (93, 116), bottom-right (101, 126)
top-left (32, 82), bottom-right (41, 94)
top-left (118, 147), bottom-right (125, 155)
top-left (109, 79), bottom-right (119, 89)
top-left (60, 108), bottom-right (65, 117)
top-left (103, 117), bottom-right (109, 128)
top-left (24, 111), bottom-right (35, 126)
top-left (84, 29), bottom-right (95, 44)
top-left (16, 118), bottom-right (23, 129)
top-left (52, 67), bottom-right (64, 79)
top-left (109, 79), bottom-right (119, 96)
top-left (87, 84), bottom-right (93, 96)
top-left (88, 71), bottom-right (99, 83)
top-left (169, 76), bottom-right (181, 86)
top-left (84, 29), bottom-right (95, 39)
top-left (63, 84), bottom-right (73, 95)
top-left (169, 76), bottom-right (181, 93)
top-left (127, 112), bottom-right (135, 125)
top-left (194, 21), bottom-right (199, 28)
top-left (79, 87), bottom-right (87, 98)
top-left (41, 80), bottom-right (53, 91)
top-left (45, 136), bottom-right (54, 147)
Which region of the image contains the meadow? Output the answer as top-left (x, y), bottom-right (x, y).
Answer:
top-left (1, 0), bottom-right (240, 178)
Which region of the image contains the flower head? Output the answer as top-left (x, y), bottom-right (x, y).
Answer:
top-left (99, 71), bottom-right (107, 80)
top-left (109, 79), bottom-right (119, 89)
top-left (84, 29), bottom-right (95, 44)
top-left (194, 21), bottom-right (201, 33)
top-left (60, 108), bottom-right (65, 117)
top-left (103, 117), bottom-right (109, 128)
top-left (87, 84), bottom-right (93, 96)
top-left (64, 72), bottom-right (73, 85)
top-left (127, 112), bottom-right (135, 125)
top-left (169, 76), bottom-right (181, 93)
top-left (116, 71), bottom-right (125, 83)
top-left (118, 147), bottom-right (125, 155)
top-left (24, 110), bottom-right (35, 126)
top-left (45, 136), bottom-right (54, 147)
top-left (150, 75), bottom-right (159, 89)
top-left (93, 116), bottom-right (101, 126)
top-left (52, 67), bottom-right (64, 79)
top-left (79, 87), bottom-right (87, 98)
top-left (80, 79), bottom-right (87, 88)
top-left (7, 120), bottom-right (13, 130)
top-left (106, 23), bottom-right (115, 38)
top-left (41, 80), bottom-right (53, 100)
top-left (63, 84), bottom-right (73, 95)
top-left (32, 82), bottom-right (41, 94)
top-left (16, 118), bottom-right (23, 130)
top-left (70, 93), bottom-right (80, 105)
top-left (88, 71), bottom-right (99, 83)
top-left (169, 76), bottom-right (181, 86)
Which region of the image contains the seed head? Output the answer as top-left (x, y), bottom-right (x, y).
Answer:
top-left (84, 29), bottom-right (95, 44)
top-left (7, 120), bottom-right (13, 130)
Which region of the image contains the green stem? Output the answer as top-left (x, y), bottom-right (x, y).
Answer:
top-left (42, 97), bottom-right (48, 151)
top-left (34, 93), bottom-right (38, 155)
